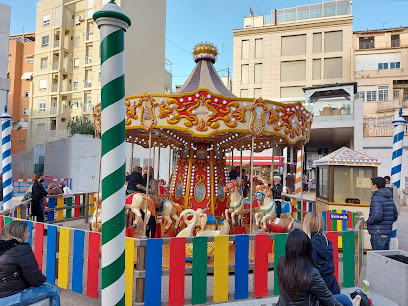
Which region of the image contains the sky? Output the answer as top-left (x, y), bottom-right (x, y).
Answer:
top-left (2, 0), bottom-right (407, 89)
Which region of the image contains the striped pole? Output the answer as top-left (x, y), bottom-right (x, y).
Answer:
top-left (295, 147), bottom-right (303, 199)
top-left (390, 108), bottom-right (407, 250)
top-left (93, 3), bottom-right (130, 305)
top-left (1, 106), bottom-right (12, 211)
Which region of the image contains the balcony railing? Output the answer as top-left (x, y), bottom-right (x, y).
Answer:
top-left (85, 56), bottom-right (93, 65)
top-left (87, 32), bottom-right (93, 40)
top-left (49, 129), bottom-right (70, 138)
top-left (84, 81), bottom-right (92, 88)
top-left (50, 107), bottom-right (57, 115)
top-left (363, 116), bottom-right (408, 137)
top-left (54, 40), bottom-right (60, 48)
top-left (51, 84), bottom-right (58, 93)
top-left (52, 62), bottom-right (59, 70)
top-left (61, 106), bottom-right (67, 116)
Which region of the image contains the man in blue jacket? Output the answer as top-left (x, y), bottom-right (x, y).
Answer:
top-left (367, 177), bottom-right (398, 250)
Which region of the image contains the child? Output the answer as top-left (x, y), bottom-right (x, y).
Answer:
top-left (308, 179), bottom-right (313, 192)
top-left (303, 212), bottom-right (340, 295)
top-left (271, 176), bottom-right (282, 224)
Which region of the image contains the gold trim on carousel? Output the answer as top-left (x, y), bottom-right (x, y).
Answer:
top-left (174, 173), bottom-right (184, 200)
top-left (136, 93), bottom-right (157, 131)
top-left (317, 198), bottom-right (370, 207)
top-left (249, 98), bottom-right (268, 136)
top-left (210, 150), bottom-right (215, 214)
top-left (184, 147), bottom-right (194, 210)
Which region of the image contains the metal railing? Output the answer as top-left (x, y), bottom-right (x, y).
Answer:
top-left (51, 84), bottom-right (58, 92)
top-left (49, 129), bottom-right (70, 138)
top-left (54, 40), bottom-right (60, 48)
top-left (12, 178), bottom-right (73, 194)
top-left (85, 56), bottom-right (93, 65)
top-left (52, 62), bottom-right (59, 70)
top-left (84, 81), bottom-right (92, 88)
top-left (50, 106), bottom-right (57, 115)
top-left (87, 32), bottom-right (93, 40)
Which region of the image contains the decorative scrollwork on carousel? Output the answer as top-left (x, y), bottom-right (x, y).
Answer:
top-left (166, 97), bottom-right (199, 127)
top-left (249, 98), bottom-right (268, 136)
top-left (92, 104), bottom-right (101, 136)
top-left (196, 118), bottom-right (208, 131)
top-left (125, 99), bottom-right (138, 126)
top-left (135, 93), bottom-right (157, 131)
top-left (158, 102), bottom-right (173, 119)
top-left (206, 99), bottom-right (240, 129)
top-left (232, 107), bottom-right (247, 123)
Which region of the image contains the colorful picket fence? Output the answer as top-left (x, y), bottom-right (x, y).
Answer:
top-left (291, 198), bottom-right (315, 221)
top-left (13, 178), bottom-right (73, 194)
top-left (322, 209), bottom-right (358, 248)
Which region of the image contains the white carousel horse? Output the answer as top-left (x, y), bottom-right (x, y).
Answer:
top-left (161, 200), bottom-right (183, 234)
top-left (125, 193), bottom-right (156, 226)
top-left (177, 209), bottom-right (230, 258)
top-left (254, 185), bottom-right (295, 232)
top-left (91, 192), bottom-right (102, 232)
top-left (224, 180), bottom-right (244, 225)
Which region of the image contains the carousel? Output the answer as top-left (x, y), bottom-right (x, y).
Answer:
top-left (92, 42), bottom-right (313, 260)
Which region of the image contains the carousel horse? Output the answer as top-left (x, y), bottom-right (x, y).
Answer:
top-left (125, 193), bottom-right (156, 226)
top-left (91, 192), bottom-right (102, 232)
top-left (177, 209), bottom-right (231, 258)
top-left (224, 180), bottom-right (244, 225)
top-left (161, 200), bottom-right (183, 234)
top-left (254, 185), bottom-right (295, 232)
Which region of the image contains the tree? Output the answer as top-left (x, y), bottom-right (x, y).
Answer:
top-left (67, 116), bottom-right (95, 136)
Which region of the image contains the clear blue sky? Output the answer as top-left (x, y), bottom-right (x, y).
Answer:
top-left (2, 0), bottom-right (405, 88)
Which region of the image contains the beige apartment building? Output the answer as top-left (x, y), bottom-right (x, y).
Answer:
top-left (28, 0), bottom-right (168, 149)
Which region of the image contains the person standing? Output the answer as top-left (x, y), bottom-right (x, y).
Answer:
top-left (31, 174), bottom-right (48, 223)
top-left (0, 221), bottom-right (60, 305)
top-left (384, 175), bottom-right (391, 185)
top-left (271, 176), bottom-right (283, 225)
top-left (126, 166), bottom-right (145, 195)
top-left (285, 172), bottom-right (294, 194)
top-left (58, 182), bottom-right (73, 196)
top-left (367, 177), bottom-right (398, 250)
top-left (229, 166), bottom-right (240, 182)
top-left (47, 183), bottom-right (63, 196)
top-left (138, 166), bottom-right (159, 238)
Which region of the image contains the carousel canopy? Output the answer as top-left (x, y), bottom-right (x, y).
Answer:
top-left (314, 146), bottom-right (381, 167)
top-left (93, 42), bottom-right (313, 153)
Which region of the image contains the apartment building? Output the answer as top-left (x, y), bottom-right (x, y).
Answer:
top-left (29, 0), bottom-right (167, 150)
top-left (7, 33), bottom-right (35, 154)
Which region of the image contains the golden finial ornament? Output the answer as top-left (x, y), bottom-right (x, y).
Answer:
top-left (192, 42), bottom-right (218, 63)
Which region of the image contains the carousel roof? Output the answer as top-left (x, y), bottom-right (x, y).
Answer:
top-left (314, 146), bottom-right (381, 167)
top-left (93, 42), bottom-right (313, 153)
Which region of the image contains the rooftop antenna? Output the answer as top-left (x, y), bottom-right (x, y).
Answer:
top-left (383, 20), bottom-right (391, 28)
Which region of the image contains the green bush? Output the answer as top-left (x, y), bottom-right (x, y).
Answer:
top-left (67, 116), bottom-right (95, 136)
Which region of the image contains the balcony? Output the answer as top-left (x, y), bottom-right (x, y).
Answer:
top-left (50, 107), bottom-right (57, 115)
top-left (85, 56), bottom-right (93, 65)
top-left (84, 81), bottom-right (92, 88)
top-left (51, 84), bottom-right (58, 93)
top-left (87, 32), bottom-right (93, 41)
top-left (61, 106), bottom-right (67, 116)
top-left (49, 129), bottom-right (70, 138)
top-left (303, 99), bottom-right (353, 124)
top-left (364, 117), bottom-right (408, 137)
top-left (52, 62), bottom-right (59, 70)
top-left (54, 40), bottom-right (60, 48)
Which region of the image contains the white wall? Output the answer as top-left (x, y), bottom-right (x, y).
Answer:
top-left (355, 53), bottom-right (401, 71)
top-left (12, 149), bottom-right (34, 179)
top-left (0, 4), bottom-right (11, 113)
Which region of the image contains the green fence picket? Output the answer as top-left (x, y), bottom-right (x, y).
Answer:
top-left (274, 233), bottom-right (288, 295)
top-left (66, 197), bottom-right (72, 219)
top-left (342, 230), bottom-right (355, 287)
top-left (192, 236), bottom-right (207, 304)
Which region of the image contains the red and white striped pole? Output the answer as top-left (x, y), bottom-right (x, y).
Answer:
top-left (295, 147), bottom-right (303, 199)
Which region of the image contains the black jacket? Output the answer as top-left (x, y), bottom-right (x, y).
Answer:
top-left (277, 260), bottom-right (342, 306)
top-left (272, 183), bottom-right (283, 200)
top-left (126, 172), bottom-right (145, 193)
top-left (0, 239), bottom-right (46, 298)
top-left (366, 188), bottom-right (398, 235)
top-left (311, 233), bottom-right (340, 294)
top-left (31, 182), bottom-right (48, 216)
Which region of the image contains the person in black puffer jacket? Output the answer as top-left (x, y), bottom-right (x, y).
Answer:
top-left (277, 230), bottom-right (353, 306)
top-left (303, 212), bottom-right (340, 295)
top-left (367, 177), bottom-right (398, 250)
top-left (0, 221), bottom-right (60, 305)
top-left (271, 176), bottom-right (283, 225)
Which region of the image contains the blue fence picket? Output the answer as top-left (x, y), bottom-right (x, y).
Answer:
top-left (46, 225), bottom-right (57, 284)
top-left (145, 238), bottom-right (163, 306)
top-left (235, 235), bottom-right (249, 300)
top-left (72, 229), bottom-right (85, 294)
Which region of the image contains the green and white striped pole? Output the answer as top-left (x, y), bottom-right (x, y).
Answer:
top-left (93, 2), bottom-right (130, 305)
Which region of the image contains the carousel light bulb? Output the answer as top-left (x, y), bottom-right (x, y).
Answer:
top-left (207, 94), bottom-right (211, 98)
top-left (195, 93), bottom-right (199, 97)
top-left (223, 100), bottom-right (227, 105)
top-left (180, 98), bottom-right (184, 102)
top-left (244, 103), bottom-right (247, 107)
top-left (209, 111), bottom-right (213, 115)
top-left (214, 98), bottom-right (218, 102)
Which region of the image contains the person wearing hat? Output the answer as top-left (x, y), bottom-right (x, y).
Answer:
top-left (272, 176), bottom-right (283, 224)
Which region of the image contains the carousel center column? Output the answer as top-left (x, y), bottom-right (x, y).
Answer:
top-left (93, 2), bottom-right (131, 305)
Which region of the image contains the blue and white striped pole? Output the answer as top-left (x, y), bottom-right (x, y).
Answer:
top-left (1, 106), bottom-right (12, 211)
top-left (390, 108), bottom-right (407, 249)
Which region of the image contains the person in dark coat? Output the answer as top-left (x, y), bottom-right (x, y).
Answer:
top-left (285, 172), bottom-right (295, 194)
top-left (271, 176), bottom-right (283, 224)
top-left (126, 166), bottom-right (145, 194)
top-left (47, 183), bottom-right (63, 196)
top-left (367, 177), bottom-right (398, 250)
top-left (303, 212), bottom-right (340, 295)
top-left (31, 174), bottom-right (48, 222)
top-left (0, 221), bottom-right (60, 305)
top-left (229, 166), bottom-right (240, 182)
top-left (277, 230), bottom-right (353, 306)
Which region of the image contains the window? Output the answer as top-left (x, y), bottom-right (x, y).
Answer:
top-left (39, 101), bottom-right (46, 112)
top-left (18, 139), bottom-right (26, 144)
top-left (37, 123), bottom-right (45, 134)
top-left (254, 88), bottom-right (262, 97)
top-left (313, 59), bottom-right (321, 80)
top-left (75, 15), bottom-right (81, 26)
top-left (72, 102), bottom-right (78, 112)
top-left (55, 6), bottom-right (62, 26)
top-left (359, 36), bottom-right (374, 49)
top-left (378, 86), bottom-right (389, 101)
top-left (254, 63), bottom-right (262, 83)
top-left (313, 33), bottom-right (322, 53)
top-left (324, 31), bottom-right (342, 52)
top-left (241, 40), bottom-right (249, 60)
top-left (281, 35), bottom-right (306, 56)
top-left (324, 57), bottom-right (342, 79)
top-left (240, 89), bottom-right (248, 98)
top-left (394, 90), bottom-right (400, 99)
top-left (366, 91), bottom-right (377, 102)
top-left (74, 58), bottom-right (79, 69)
top-left (39, 79), bottom-right (47, 90)
top-left (281, 61), bottom-right (306, 82)
top-left (43, 14), bottom-right (50, 26)
top-left (36, 143), bottom-right (45, 149)
top-left (391, 34), bottom-right (400, 48)
top-left (390, 62), bottom-right (401, 69)
top-left (241, 65), bottom-right (249, 84)
top-left (73, 81), bottom-right (79, 90)
top-left (23, 108), bottom-right (29, 115)
top-left (378, 63), bottom-right (389, 70)
top-left (26, 57), bottom-right (34, 64)
top-left (41, 58), bottom-right (48, 69)
top-left (42, 36), bottom-right (49, 46)
top-left (74, 36), bottom-right (80, 47)
top-left (24, 91), bottom-right (30, 98)
top-left (357, 92), bottom-right (365, 102)
top-left (255, 39), bottom-right (263, 58)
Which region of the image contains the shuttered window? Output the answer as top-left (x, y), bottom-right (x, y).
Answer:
top-left (281, 35), bottom-right (306, 56)
top-left (281, 61), bottom-right (306, 82)
top-left (255, 39), bottom-right (263, 58)
top-left (241, 40), bottom-right (249, 60)
top-left (254, 64), bottom-right (262, 83)
top-left (241, 65), bottom-right (249, 84)
top-left (324, 31), bottom-right (343, 52)
top-left (313, 59), bottom-right (321, 80)
top-left (254, 88), bottom-right (262, 97)
top-left (280, 87), bottom-right (304, 98)
top-left (324, 57), bottom-right (342, 79)
top-left (240, 89), bottom-right (248, 98)
top-left (313, 33), bottom-right (322, 53)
